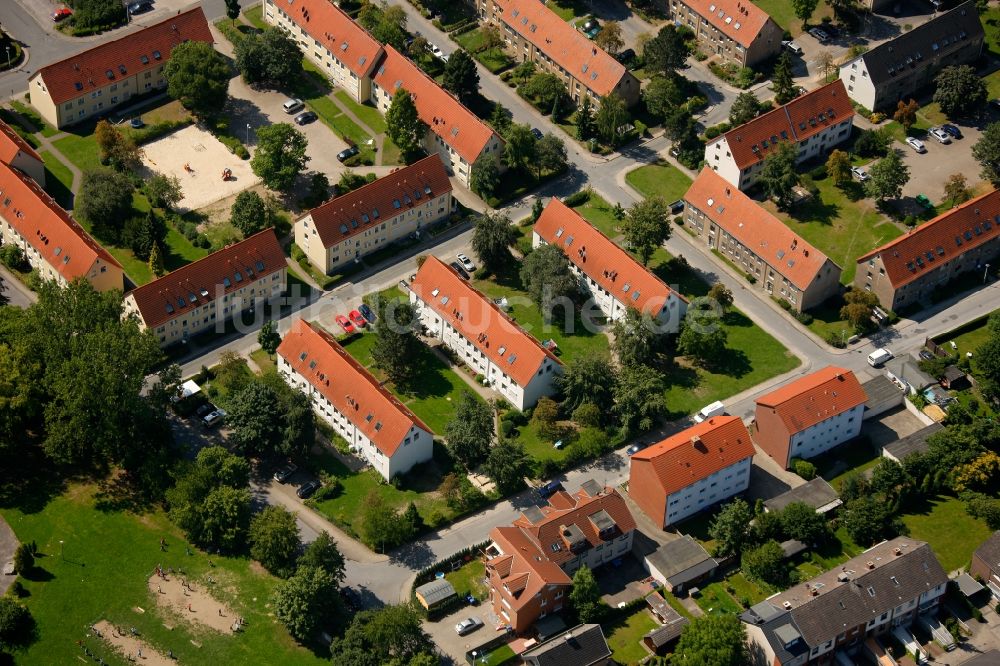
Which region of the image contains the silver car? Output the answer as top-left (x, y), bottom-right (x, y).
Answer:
top-left (905, 137), bottom-right (926, 153)
top-left (455, 616), bottom-right (483, 636)
top-left (928, 127), bottom-right (951, 144)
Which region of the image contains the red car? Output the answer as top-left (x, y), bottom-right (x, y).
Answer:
top-left (52, 7), bottom-right (72, 21)
top-left (335, 315), bottom-right (355, 334)
top-left (349, 310), bottom-right (367, 329)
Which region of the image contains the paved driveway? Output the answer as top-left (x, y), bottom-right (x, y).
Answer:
top-left (896, 119), bottom-right (986, 205)
top-left (424, 605), bottom-right (496, 664)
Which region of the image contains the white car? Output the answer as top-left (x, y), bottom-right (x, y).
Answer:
top-left (905, 137), bottom-right (926, 153)
top-left (455, 616), bottom-right (483, 636)
top-left (850, 166), bottom-right (870, 182)
top-left (928, 127), bottom-right (951, 144)
top-left (202, 408), bottom-right (227, 428)
top-left (457, 253), bottom-right (476, 273)
top-left (781, 40), bottom-right (803, 55)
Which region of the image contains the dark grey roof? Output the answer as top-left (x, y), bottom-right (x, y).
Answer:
top-left (414, 578), bottom-right (455, 605)
top-left (856, 1), bottom-right (983, 86)
top-left (781, 539), bottom-right (808, 558)
top-left (522, 624), bottom-right (611, 666)
top-left (943, 365), bottom-right (966, 382)
top-left (645, 616), bottom-right (689, 648)
top-left (774, 623), bottom-right (802, 645)
top-left (882, 423), bottom-right (944, 461)
top-left (765, 478), bottom-right (841, 513)
top-left (580, 479), bottom-right (603, 497)
top-left (862, 374), bottom-right (902, 407)
top-left (963, 650), bottom-right (1000, 666)
top-left (974, 531), bottom-right (1000, 575)
top-left (535, 614), bottom-right (568, 641)
top-left (954, 572), bottom-right (985, 597)
top-left (645, 536), bottom-right (717, 583)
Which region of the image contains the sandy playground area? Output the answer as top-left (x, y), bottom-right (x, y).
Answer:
top-left (141, 125), bottom-right (260, 212)
top-left (146, 570), bottom-right (239, 634)
top-left (94, 620), bottom-right (173, 666)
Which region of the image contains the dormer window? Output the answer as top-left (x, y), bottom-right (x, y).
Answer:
top-left (140, 55), bottom-right (149, 65)
top-left (234, 271), bottom-right (243, 282)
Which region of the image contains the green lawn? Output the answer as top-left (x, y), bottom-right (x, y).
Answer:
top-left (936, 312), bottom-right (994, 359)
top-left (11, 99), bottom-right (59, 137)
top-left (696, 580), bottom-right (743, 614)
top-left (453, 29), bottom-right (513, 73)
top-left (334, 90), bottom-right (387, 134)
top-left (444, 558), bottom-right (488, 600)
top-left (902, 495), bottom-right (993, 572)
top-left (675, 506), bottom-right (720, 554)
top-left (40, 149), bottom-right (75, 210)
top-left (813, 438), bottom-right (881, 489)
top-left (605, 608), bottom-right (659, 664)
top-left (482, 644), bottom-right (516, 666)
top-left (625, 163), bottom-right (693, 203)
top-left (1, 484), bottom-right (328, 665)
top-left (380, 136), bottom-right (402, 166)
top-left (751, 0), bottom-right (832, 35)
top-left (545, 0), bottom-right (587, 21)
top-left (569, 192), bottom-right (622, 237)
top-left (52, 132), bottom-right (102, 172)
top-left (243, 5), bottom-right (268, 30)
top-left (794, 527), bottom-right (863, 581)
top-left (0, 108), bottom-right (41, 148)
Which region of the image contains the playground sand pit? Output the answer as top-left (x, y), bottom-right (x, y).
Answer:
top-left (147, 571), bottom-right (239, 634)
top-left (140, 125), bottom-right (260, 212)
top-left (94, 620), bottom-right (172, 666)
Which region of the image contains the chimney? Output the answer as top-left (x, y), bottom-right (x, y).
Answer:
top-left (893, 547), bottom-right (902, 556)
top-left (866, 561), bottom-right (875, 570)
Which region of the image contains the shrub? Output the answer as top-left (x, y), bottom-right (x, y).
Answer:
top-left (562, 188), bottom-right (592, 207)
top-left (500, 420), bottom-right (514, 437)
top-left (290, 243), bottom-right (306, 262)
top-left (674, 215), bottom-right (684, 226)
top-left (311, 478), bottom-right (342, 501)
top-left (745, 274), bottom-right (756, 284)
top-left (572, 403), bottom-right (602, 428)
top-left (869, 112), bottom-right (886, 123)
top-left (792, 458), bottom-right (817, 480)
top-left (0, 244), bottom-right (28, 271)
top-left (634, 120), bottom-right (647, 137)
top-left (795, 311), bottom-right (814, 325)
top-left (825, 332), bottom-right (847, 348)
top-left (776, 298), bottom-right (792, 311)
top-left (809, 165), bottom-right (828, 180)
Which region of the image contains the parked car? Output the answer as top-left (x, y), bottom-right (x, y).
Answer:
top-left (781, 40), bottom-right (803, 55)
top-left (294, 111), bottom-right (317, 126)
top-left (919, 349), bottom-right (935, 361)
top-left (455, 617), bottom-right (484, 636)
top-left (129, 117), bottom-right (145, 129)
top-left (616, 48), bottom-right (636, 65)
top-left (530, 127), bottom-right (544, 140)
top-left (273, 462), bottom-right (298, 483)
top-left (202, 409), bottom-right (226, 428)
top-left (52, 7), bottom-right (72, 21)
top-left (195, 402), bottom-right (215, 418)
top-left (915, 194), bottom-right (934, 210)
top-left (358, 303), bottom-right (376, 323)
top-left (581, 18), bottom-right (601, 39)
top-left (283, 98), bottom-right (305, 114)
top-left (851, 166), bottom-right (870, 182)
top-left (335, 315), bottom-right (355, 334)
top-left (808, 27), bottom-right (830, 42)
top-left (992, 98), bottom-right (1000, 111)
top-left (928, 127), bottom-right (951, 144)
top-left (822, 23), bottom-right (840, 37)
top-left (128, 1), bottom-right (153, 14)
top-left (941, 123), bottom-right (963, 139)
top-left (867, 348), bottom-right (894, 367)
top-left (337, 145), bottom-right (359, 162)
top-left (450, 261), bottom-right (470, 280)
top-left (537, 481), bottom-right (563, 499)
top-left (693, 400), bottom-right (726, 423)
top-left (669, 145), bottom-right (680, 158)
top-left (457, 253), bottom-right (476, 272)
top-left (349, 310), bottom-right (367, 329)
top-left (905, 136), bottom-right (926, 153)
top-left (626, 443), bottom-right (645, 456)
top-left (296, 480), bottom-right (321, 499)
top-left (669, 200), bottom-right (685, 214)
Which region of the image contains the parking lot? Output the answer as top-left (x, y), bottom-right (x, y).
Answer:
top-left (896, 116), bottom-right (987, 205)
top-left (423, 604), bottom-right (502, 663)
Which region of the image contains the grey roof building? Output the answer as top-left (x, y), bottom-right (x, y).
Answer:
top-left (963, 649), bottom-right (1000, 666)
top-left (414, 579), bottom-right (456, 610)
top-left (764, 478), bottom-right (842, 515)
top-left (521, 624), bottom-right (612, 666)
top-left (862, 374), bottom-right (904, 420)
top-left (886, 357), bottom-right (937, 394)
top-left (643, 535), bottom-right (718, 593)
top-left (881, 423), bottom-right (944, 463)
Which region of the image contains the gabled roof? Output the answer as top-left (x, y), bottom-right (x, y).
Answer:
top-left (755, 366), bottom-right (867, 435)
top-left (882, 423), bottom-right (944, 461)
top-left (276, 320), bottom-right (433, 455)
top-left (645, 535), bottom-right (716, 582)
top-left (533, 198), bottom-right (686, 315)
top-left (372, 47), bottom-right (501, 164)
top-left (33, 7), bottom-right (213, 105)
top-left (521, 624), bottom-right (612, 666)
top-left (681, 0), bottom-right (775, 48)
top-left (272, 0), bottom-right (383, 78)
top-left (856, 188), bottom-right (1000, 289)
top-left (410, 256), bottom-right (560, 386)
top-left (712, 80), bottom-right (854, 170)
top-left (304, 155), bottom-right (451, 248)
top-left (0, 160), bottom-right (121, 282)
top-left (488, 525), bottom-right (572, 611)
top-left (850, 1), bottom-right (982, 87)
top-left (493, 0), bottom-right (629, 97)
top-left (0, 119), bottom-right (42, 166)
top-left (974, 532), bottom-right (1000, 574)
top-left (630, 416), bottom-right (755, 497)
top-left (764, 477), bottom-right (841, 513)
top-left (127, 228), bottom-right (285, 328)
top-left (685, 168), bottom-right (839, 290)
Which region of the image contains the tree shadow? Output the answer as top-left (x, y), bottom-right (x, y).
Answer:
top-left (389, 539), bottom-right (436, 569)
top-left (705, 348), bottom-right (751, 379)
top-left (0, 445), bottom-right (67, 514)
top-left (19, 566), bottom-right (54, 583)
top-left (93, 471), bottom-right (159, 514)
top-left (788, 197), bottom-right (840, 227)
top-left (395, 345), bottom-right (460, 400)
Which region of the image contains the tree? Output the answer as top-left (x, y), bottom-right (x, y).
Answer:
top-left (442, 49), bottom-right (479, 103)
top-left (594, 21), bottom-right (624, 55)
top-left (362, 491), bottom-right (405, 552)
top-left (122, 210), bottom-right (166, 261)
top-left (779, 501), bottom-right (830, 544)
top-left (471, 212), bottom-right (516, 274)
top-left (277, 387), bottom-right (315, 461)
top-left (613, 363), bottom-right (666, 434)
top-left (0, 597), bottom-right (36, 653)
top-left (622, 196), bottom-right (671, 265)
top-left (944, 173), bottom-right (972, 207)
top-left (489, 103), bottom-right (512, 137)
top-left (199, 485), bottom-right (253, 551)
top-left (250, 505), bottom-right (301, 577)
top-left (759, 140), bottom-right (799, 211)
top-left (973, 122), bottom-right (1000, 187)
top-left (328, 604), bottom-right (435, 666)
top-left (644, 76), bottom-right (681, 121)
top-left (470, 155), bottom-right (501, 199)
top-left (865, 149), bottom-right (909, 202)
top-left (816, 50), bottom-right (836, 82)
top-left (595, 93), bottom-right (629, 146)
top-left (644, 25), bottom-right (690, 75)
top-left (729, 91), bottom-right (763, 126)
top-left (854, 127), bottom-right (894, 158)
top-left (72, 0), bottom-right (125, 31)
top-left (708, 283), bottom-right (734, 312)
top-left (535, 133), bottom-right (568, 177)
top-left (841, 496), bottom-right (904, 547)
top-left (481, 24), bottom-right (504, 54)
top-left (165, 40), bottom-right (230, 119)
top-left (893, 98), bottom-right (919, 132)
top-left (484, 438), bottom-right (530, 493)
top-left (954, 451), bottom-right (1000, 492)
top-left (933, 65), bottom-right (988, 118)
top-left (257, 321), bottom-right (281, 358)
top-left (444, 391), bottom-right (494, 468)
top-left (709, 498), bottom-right (754, 558)
top-left (827, 0), bottom-right (860, 24)
top-left (75, 169), bottom-right (134, 242)
top-left (523, 72), bottom-right (569, 115)
top-left (557, 356), bottom-right (616, 414)
top-left (512, 59), bottom-right (536, 85)
top-left (145, 173), bottom-right (183, 210)
top-left (225, 0), bottom-right (241, 24)
top-left (870, 458), bottom-right (911, 500)
top-left (273, 565), bottom-right (339, 642)
top-left (370, 294), bottom-right (420, 386)
top-left (826, 149), bottom-right (853, 186)
top-left (791, 0), bottom-right (819, 22)
top-left (385, 88), bottom-right (424, 156)
top-left (839, 288), bottom-right (879, 332)
top-left (570, 566), bottom-right (604, 623)
top-left (251, 123), bottom-right (310, 193)
top-left (358, 2), bottom-right (408, 50)
top-left (678, 322), bottom-right (728, 368)
top-left (12, 542), bottom-right (33, 576)
top-left (532, 396), bottom-right (561, 440)
top-left (148, 241), bottom-right (165, 277)
top-left (95, 120), bottom-right (142, 172)
top-left (976, 322), bottom-right (1000, 401)
top-left (234, 27), bottom-right (304, 89)
top-left (504, 123), bottom-right (538, 172)
top-left (612, 307), bottom-right (659, 368)
top-left (300, 532), bottom-right (346, 585)
top-left (227, 379), bottom-right (285, 457)
top-left (771, 52), bottom-right (796, 105)
top-left (230, 190), bottom-right (274, 237)
top-left (576, 95), bottom-right (595, 141)
top-left (673, 614), bottom-right (748, 666)
top-left (741, 540), bottom-right (786, 586)
top-left (519, 243), bottom-right (579, 318)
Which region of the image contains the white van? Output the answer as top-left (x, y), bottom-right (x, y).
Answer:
top-left (693, 401), bottom-right (726, 423)
top-left (867, 348), bottom-right (894, 367)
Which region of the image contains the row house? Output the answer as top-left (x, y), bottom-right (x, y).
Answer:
top-left (742, 538), bottom-right (948, 665)
top-left (485, 481), bottom-right (636, 633)
top-left (122, 229), bottom-right (286, 347)
top-left (294, 155), bottom-right (452, 275)
top-left (705, 80), bottom-right (854, 191)
top-left (0, 119), bottom-right (45, 186)
top-left (532, 198), bottom-right (687, 331)
top-left (970, 531), bottom-right (1000, 601)
top-left (629, 415), bottom-right (755, 528)
top-left (477, 0), bottom-right (639, 106)
top-left (753, 367), bottom-right (867, 469)
top-left (667, 0), bottom-right (783, 67)
top-left (855, 188), bottom-right (1000, 311)
top-left (409, 256), bottom-right (561, 409)
top-left (684, 168), bottom-right (842, 311)
top-left (28, 7), bottom-right (213, 129)
top-left (276, 319), bottom-right (433, 481)
top-left (839, 1), bottom-right (983, 112)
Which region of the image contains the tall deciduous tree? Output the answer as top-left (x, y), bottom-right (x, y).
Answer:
top-left (95, 120), bottom-right (142, 172)
top-left (489, 103), bottom-right (512, 136)
top-left (570, 566), bottom-right (604, 623)
top-left (483, 438), bottom-right (530, 493)
top-left (839, 288), bottom-right (879, 332)
top-left (370, 294), bottom-right (420, 386)
top-left (165, 40), bottom-right (230, 119)
top-left (227, 379), bottom-right (285, 457)
top-left (576, 95), bottom-right (595, 140)
top-left (709, 497), bottom-right (754, 557)
top-left (362, 490), bottom-right (406, 552)
top-left (643, 25), bottom-right (690, 75)
top-left (358, 1), bottom-right (408, 50)
top-left (0, 597), bottom-right (36, 653)
top-left (272, 565), bottom-right (340, 642)
top-left (470, 155), bottom-right (501, 198)
top-left (644, 75), bottom-right (681, 121)
top-left (595, 93), bottom-right (629, 146)
top-left (779, 501), bottom-right (830, 544)
top-left (328, 604), bottom-right (435, 666)
top-left (557, 356), bottom-right (617, 413)
top-left (535, 133), bottom-right (568, 177)
top-left (76, 169), bottom-right (134, 242)
top-left (235, 26), bottom-right (304, 89)
top-left (523, 72), bottom-right (569, 115)
top-left (944, 173), bottom-right (971, 207)
top-left (471, 212), bottom-right (516, 273)
top-left (250, 505), bottom-right (301, 578)
top-left (594, 21), bottom-right (624, 55)
top-left (504, 123), bottom-right (538, 171)
top-left (708, 283), bottom-right (734, 311)
top-left (728, 91), bottom-right (763, 126)
top-left (673, 614), bottom-right (749, 666)
top-left (444, 391), bottom-right (494, 468)
top-left (519, 243), bottom-right (579, 319)
top-left (771, 52), bottom-right (796, 105)
top-left (145, 173), bottom-right (183, 210)
top-left (622, 196), bottom-right (671, 265)
top-left (442, 49), bottom-right (479, 103)
top-left (974, 122), bottom-right (1000, 187)
top-left (865, 149), bottom-right (909, 202)
top-left (678, 321), bottom-right (728, 367)
top-left (230, 190), bottom-right (274, 237)
top-left (791, 0), bottom-right (819, 22)
top-left (826, 149), bottom-right (852, 186)
top-left (613, 363), bottom-right (666, 434)
top-left (893, 99), bottom-right (919, 131)
top-left (251, 123), bottom-right (310, 193)
top-left (258, 320), bottom-right (281, 356)
top-left (933, 65), bottom-right (988, 118)
top-left (385, 88), bottom-right (424, 156)
top-left (759, 141), bottom-right (799, 211)
top-left (299, 531), bottom-right (346, 584)
top-left (225, 0), bottom-right (241, 23)
top-left (612, 307), bottom-right (659, 368)
top-left (741, 539), bottom-right (787, 586)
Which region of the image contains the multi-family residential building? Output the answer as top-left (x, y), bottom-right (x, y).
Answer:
top-left (409, 256), bottom-right (561, 409)
top-left (0, 159), bottom-right (123, 291)
top-left (532, 198), bottom-right (688, 331)
top-left (839, 1), bottom-right (983, 112)
top-left (752, 366), bottom-right (867, 469)
top-left (276, 319), bottom-right (433, 480)
top-left (122, 229), bottom-right (286, 347)
top-left (485, 481), bottom-right (636, 633)
top-left (704, 80), bottom-right (854, 191)
top-left (263, 0), bottom-right (382, 102)
top-left (855, 188), bottom-right (1000, 311)
top-left (629, 415), bottom-right (755, 528)
top-left (971, 531), bottom-right (1000, 601)
top-left (0, 119), bottom-right (45, 186)
top-left (741, 538), bottom-right (948, 665)
top-left (477, 0), bottom-right (639, 106)
top-left (667, 0), bottom-right (783, 67)
top-left (684, 168), bottom-right (842, 311)
top-left (28, 7), bottom-right (213, 129)
top-left (294, 155), bottom-right (452, 275)
top-left (520, 624), bottom-right (613, 666)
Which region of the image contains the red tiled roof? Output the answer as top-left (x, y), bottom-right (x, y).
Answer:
top-left (0, 160), bottom-right (122, 282)
top-left (276, 319), bottom-right (432, 454)
top-left (0, 119), bottom-right (42, 166)
top-left (534, 198), bottom-right (687, 315)
top-left (488, 526), bottom-right (571, 611)
top-left (372, 47), bottom-right (501, 164)
top-left (630, 416), bottom-right (755, 497)
top-left (494, 0), bottom-right (629, 97)
top-left (305, 155), bottom-right (451, 248)
top-left (34, 7), bottom-right (213, 105)
top-left (856, 188), bottom-right (1000, 289)
top-left (685, 168), bottom-right (839, 290)
top-left (410, 256), bottom-right (560, 387)
top-left (755, 366), bottom-right (867, 435)
top-left (681, 0), bottom-right (774, 48)
top-left (268, 0), bottom-right (382, 78)
top-left (714, 80), bottom-right (854, 170)
top-left (127, 228), bottom-right (285, 329)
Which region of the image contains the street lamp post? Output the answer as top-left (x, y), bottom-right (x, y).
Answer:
top-left (5, 47), bottom-right (10, 71)
top-left (59, 540), bottom-right (64, 561)
top-left (985, 263), bottom-right (991, 284)
top-left (246, 123), bottom-right (251, 145)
